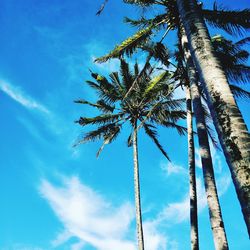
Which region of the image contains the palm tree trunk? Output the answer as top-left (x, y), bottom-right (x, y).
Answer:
top-left (181, 30), bottom-right (229, 250)
top-left (133, 120), bottom-right (144, 250)
top-left (186, 84), bottom-right (199, 250)
top-left (176, 0), bottom-right (250, 236)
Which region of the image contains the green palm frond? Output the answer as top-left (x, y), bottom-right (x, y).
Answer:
top-left (76, 61), bottom-right (186, 159)
top-left (76, 113), bottom-right (125, 126)
top-left (74, 99), bottom-right (115, 113)
top-left (74, 123), bottom-right (119, 146)
top-left (141, 42), bottom-right (170, 66)
top-left (123, 0), bottom-right (156, 6)
top-left (120, 59), bottom-right (134, 91)
top-left (143, 123), bottom-right (170, 160)
top-left (89, 72), bottom-right (121, 103)
top-left (160, 121), bottom-right (187, 135)
top-left (123, 58), bottom-right (152, 100)
top-left (96, 125), bottom-right (122, 157)
top-left (151, 109), bottom-right (186, 124)
top-left (143, 71), bottom-right (170, 97)
top-left (95, 25), bottom-right (154, 62)
top-left (203, 4), bottom-right (250, 36)
top-left (211, 35), bottom-right (250, 84)
top-left (124, 14), bottom-right (168, 29)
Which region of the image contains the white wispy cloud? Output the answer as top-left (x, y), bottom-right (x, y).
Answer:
top-left (161, 161), bottom-right (187, 176)
top-left (40, 176), bottom-right (175, 250)
top-left (39, 173), bottom-right (230, 250)
top-left (40, 176), bottom-right (136, 250)
top-left (156, 175), bottom-right (231, 224)
top-left (195, 144), bottom-right (223, 173)
top-left (0, 79), bottom-right (49, 114)
top-left (2, 244), bottom-right (44, 250)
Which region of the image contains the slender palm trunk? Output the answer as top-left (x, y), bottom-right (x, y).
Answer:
top-left (133, 120), bottom-right (144, 250)
top-left (186, 84), bottom-right (199, 250)
top-left (181, 30), bottom-right (229, 250)
top-left (176, 0), bottom-right (250, 236)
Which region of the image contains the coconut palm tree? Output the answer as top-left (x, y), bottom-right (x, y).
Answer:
top-left (176, 0), bottom-right (250, 236)
top-left (74, 59), bottom-right (186, 250)
top-left (179, 31), bottom-right (250, 249)
top-left (94, 0), bottom-right (250, 239)
top-left (179, 29), bottom-right (229, 250)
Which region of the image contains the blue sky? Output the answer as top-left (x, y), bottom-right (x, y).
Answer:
top-left (0, 0), bottom-right (250, 249)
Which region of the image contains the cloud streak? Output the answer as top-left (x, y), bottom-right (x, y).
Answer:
top-left (40, 176), bottom-right (174, 250)
top-left (0, 79), bottom-right (49, 114)
top-left (156, 175), bottom-right (231, 224)
top-left (40, 176), bottom-right (136, 250)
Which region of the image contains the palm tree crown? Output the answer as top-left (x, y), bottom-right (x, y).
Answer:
top-left (75, 59), bottom-right (186, 158)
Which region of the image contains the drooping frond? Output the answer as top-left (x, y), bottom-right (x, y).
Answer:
top-left (151, 109), bottom-right (186, 125)
top-left (96, 124), bottom-right (122, 157)
top-left (226, 65), bottom-right (250, 84)
top-left (143, 123), bottom-right (170, 160)
top-left (76, 113), bottom-right (125, 126)
top-left (211, 35), bottom-right (250, 84)
top-left (74, 99), bottom-right (115, 113)
top-left (160, 121), bottom-right (187, 136)
top-left (123, 0), bottom-right (157, 6)
top-left (127, 131), bottom-right (133, 147)
top-left (141, 42), bottom-right (170, 66)
top-left (235, 37), bottom-right (250, 46)
top-left (230, 84), bottom-right (250, 99)
top-left (203, 4), bottom-right (250, 36)
top-left (159, 98), bottom-right (186, 111)
top-left (74, 123), bottom-right (119, 145)
top-left (124, 14), bottom-right (168, 29)
top-left (95, 25), bottom-right (154, 62)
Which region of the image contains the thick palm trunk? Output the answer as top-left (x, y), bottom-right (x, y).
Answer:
top-left (186, 84), bottom-right (199, 250)
top-left (176, 0), bottom-right (250, 236)
top-left (181, 31), bottom-right (229, 250)
top-left (133, 122), bottom-right (144, 250)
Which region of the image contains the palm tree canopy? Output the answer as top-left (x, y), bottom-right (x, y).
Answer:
top-left (95, 1), bottom-right (250, 62)
top-left (75, 59), bottom-right (186, 159)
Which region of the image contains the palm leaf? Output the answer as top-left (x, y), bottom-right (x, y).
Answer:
top-left (96, 125), bottom-right (122, 157)
top-left (74, 123), bottom-right (118, 146)
top-left (160, 121), bottom-right (187, 136)
top-left (123, 0), bottom-right (156, 6)
top-left (76, 113), bottom-right (125, 126)
top-left (230, 84), bottom-right (250, 99)
top-left (124, 14), bottom-right (168, 29)
top-left (95, 25), bottom-right (154, 62)
top-left (74, 99), bottom-right (115, 113)
top-left (203, 4), bottom-right (250, 36)
top-left (143, 123), bottom-right (170, 160)
top-left (143, 71), bottom-right (170, 97)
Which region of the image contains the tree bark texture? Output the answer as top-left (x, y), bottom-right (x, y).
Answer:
top-left (186, 86), bottom-right (199, 250)
top-left (133, 122), bottom-right (145, 250)
top-left (186, 84), bottom-right (200, 250)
